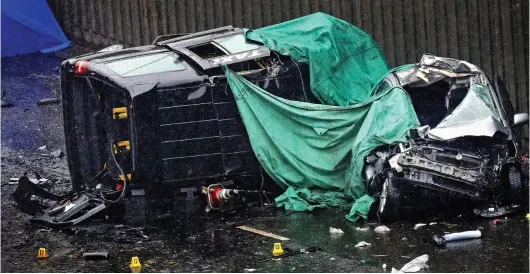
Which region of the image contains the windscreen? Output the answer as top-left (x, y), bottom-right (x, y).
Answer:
top-left (436, 84), bottom-right (500, 128)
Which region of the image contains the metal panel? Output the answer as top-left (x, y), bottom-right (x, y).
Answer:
top-left (48, 0), bottom-right (529, 147)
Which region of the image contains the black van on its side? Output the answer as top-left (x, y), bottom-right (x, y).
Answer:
top-left (61, 26), bottom-right (317, 221)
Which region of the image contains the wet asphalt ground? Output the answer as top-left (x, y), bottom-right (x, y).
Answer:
top-left (1, 51), bottom-right (529, 273)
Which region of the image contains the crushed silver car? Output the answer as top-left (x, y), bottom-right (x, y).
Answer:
top-left (364, 54), bottom-right (529, 222)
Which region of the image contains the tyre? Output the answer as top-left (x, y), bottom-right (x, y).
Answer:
top-left (505, 165), bottom-right (524, 205)
top-left (377, 171), bottom-right (401, 222)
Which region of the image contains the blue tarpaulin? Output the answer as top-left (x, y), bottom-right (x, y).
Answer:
top-left (1, 0), bottom-right (71, 57)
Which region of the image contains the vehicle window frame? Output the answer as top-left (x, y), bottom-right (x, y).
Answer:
top-left (103, 51), bottom-right (187, 78)
top-left (185, 42), bottom-right (230, 60)
top-left (213, 34), bottom-right (261, 54)
top-left (493, 75), bottom-right (515, 124)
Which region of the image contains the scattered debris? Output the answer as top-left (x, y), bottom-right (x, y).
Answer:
top-left (51, 150), bottom-right (64, 158)
top-left (439, 222), bottom-right (458, 229)
top-left (38, 145), bottom-right (47, 150)
top-left (374, 225), bottom-right (390, 233)
top-left (402, 237), bottom-right (407, 241)
top-left (83, 252), bottom-right (109, 260)
top-left (12, 175), bottom-right (62, 215)
top-left (429, 222), bottom-right (437, 226)
top-left (492, 218), bottom-right (503, 225)
top-left (244, 269), bottom-right (256, 272)
top-left (329, 227), bottom-right (344, 234)
top-left (258, 246), bottom-right (322, 263)
top-left (330, 258), bottom-right (336, 261)
top-left (432, 230), bottom-right (482, 246)
top-left (414, 223), bottom-right (427, 229)
top-left (37, 98), bottom-right (61, 105)
top-left (236, 226), bottom-right (290, 241)
top-left (383, 263), bottom-right (387, 269)
top-left (354, 241), bottom-right (371, 248)
top-left (392, 254), bottom-right (429, 273)
top-left (373, 254), bottom-right (388, 257)
top-left (355, 226), bottom-right (370, 231)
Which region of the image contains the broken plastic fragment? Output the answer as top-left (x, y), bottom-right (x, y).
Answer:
top-left (432, 230), bottom-right (482, 246)
top-left (399, 254), bottom-right (429, 272)
top-left (354, 241), bottom-right (371, 248)
top-left (244, 269), bottom-right (256, 272)
top-left (429, 222), bottom-right (437, 226)
top-left (329, 227), bottom-right (344, 234)
top-left (355, 226), bottom-right (369, 231)
top-left (64, 203), bottom-right (75, 212)
top-left (414, 223), bottom-right (427, 229)
top-left (374, 225), bottom-right (390, 233)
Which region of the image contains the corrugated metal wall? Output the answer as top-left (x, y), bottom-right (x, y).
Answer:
top-left (48, 0), bottom-right (529, 144)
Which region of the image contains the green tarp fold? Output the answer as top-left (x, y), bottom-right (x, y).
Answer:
top-left (245, 12), bottom-right (390, 106)
top-left (226, 12), bottom-right (419, 221)
top-left (225, 68), bottom-right (419, 221)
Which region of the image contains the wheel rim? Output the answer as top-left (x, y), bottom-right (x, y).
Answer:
top-left (379, 178), bottom-right (389, 214)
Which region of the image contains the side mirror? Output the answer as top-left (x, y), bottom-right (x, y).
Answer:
top-left (513, 113), bottom-right (529, 127)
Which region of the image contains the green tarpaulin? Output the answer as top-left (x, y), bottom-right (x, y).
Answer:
top-left (225, 12), bottom-right (420, 222)
top-left (225, 69), bottom-right (419, 221)
top-left (245, 12), bottom-right (390, 106)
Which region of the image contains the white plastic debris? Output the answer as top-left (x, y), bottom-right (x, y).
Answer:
top-left (244, 269), bottom-right (256, 272)
top-left (330, 258), bottom-right (336, 261)
top-left (399, 254), bottom-right (429, 272)
top-left (388, 154), bottom-right (403, 172)
top-left (64, 203), bottom-right (75, 212)
top-left (391, 267), bottom-right (401, 273)
top-left (51, 149), bottom-right (64, 158)
top-left (414, 223), bottom-right (427, 229)
top-left (429, 222), bottom-right (437, 226)
top-left (383, 264), bottom-right (387, 269)
top-left (38, 145), bottom-right (47, 150)
top-left (374, 225), bottom-right (390, 233)
top-left (443, 230), bottom-right (482, 243)
top-left (329, 227), bottom-right (344, 234)
top-left (354, 241), bottom-right (371, 248)
top-left (355, 226), bottom-right (370, 231)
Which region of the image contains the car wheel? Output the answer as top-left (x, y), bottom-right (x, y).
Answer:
top-left (505, 166), bottom-right (523, 205)
top-left (377, 172), bottom-right (401, 222)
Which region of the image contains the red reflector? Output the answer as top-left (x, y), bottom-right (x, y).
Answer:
top-left (116, 183), bottom-right (123, 191)
top-left (74, 60), bottom-right (89, 75)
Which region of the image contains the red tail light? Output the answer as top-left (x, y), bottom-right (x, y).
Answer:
top-left (74, 60), bottom-right (90, 75)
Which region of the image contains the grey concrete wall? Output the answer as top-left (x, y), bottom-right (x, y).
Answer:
top-left (48, 0), bottom-right (529, 145)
